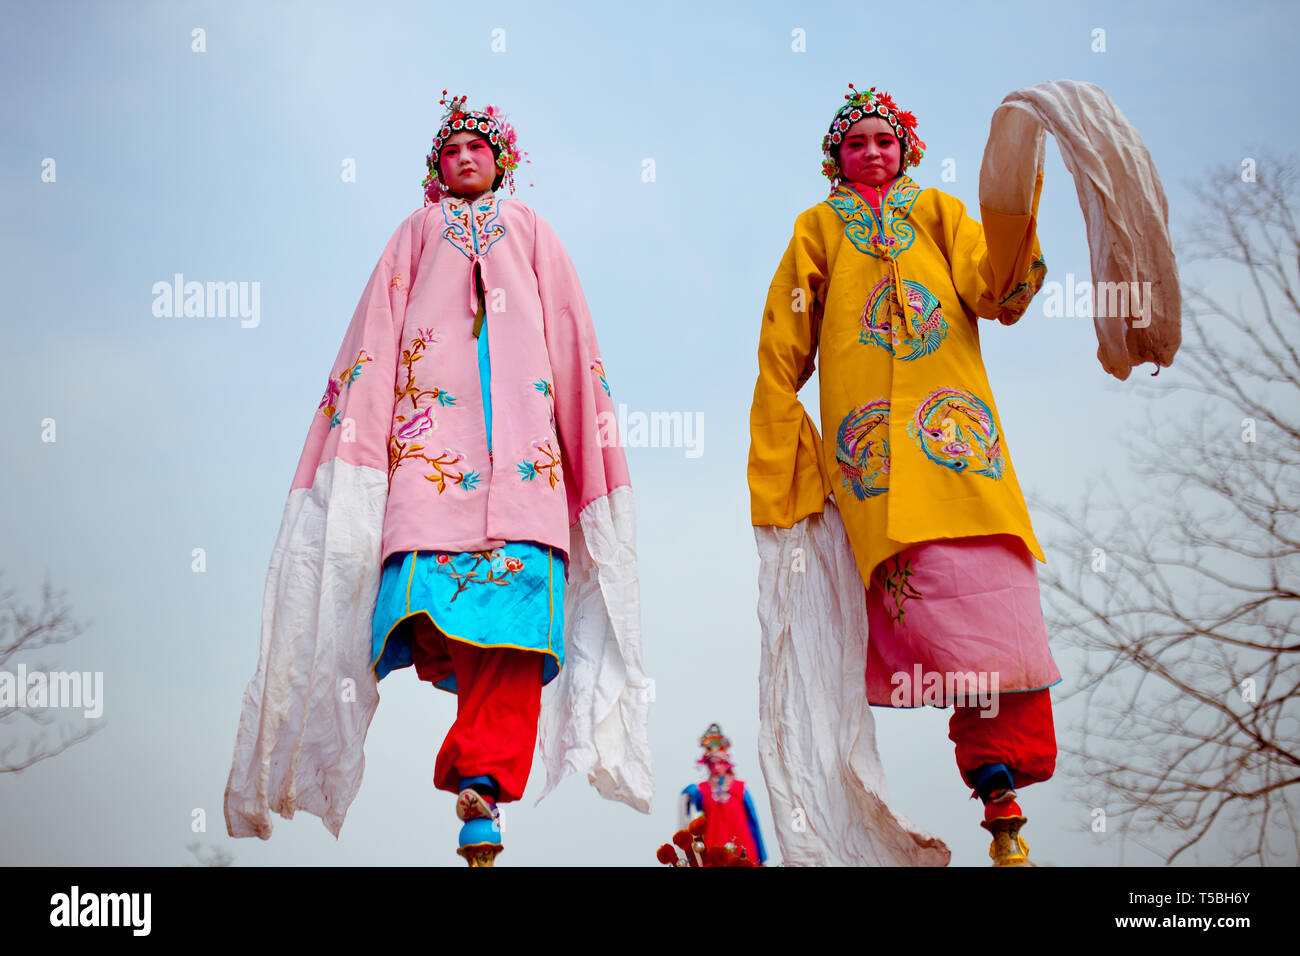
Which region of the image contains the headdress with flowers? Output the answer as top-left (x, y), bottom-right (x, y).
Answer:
top-left (423, 90), bottom-right (528, 205)
top-left (821, 83), bottom-right (926, 188)
top-left (696, 723), bottom-right (734, 770)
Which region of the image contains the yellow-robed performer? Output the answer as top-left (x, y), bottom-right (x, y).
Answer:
top-left (748, 80), bottom-right (1179, 867)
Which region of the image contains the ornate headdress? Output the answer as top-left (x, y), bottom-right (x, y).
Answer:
top-left (422, 90), bottom-right (527, 206)
top-left (821, 83), bottom-right (927, 188)
top-left (696, 723), bottom-right (733, 769)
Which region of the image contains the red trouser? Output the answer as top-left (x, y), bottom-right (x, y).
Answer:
top-left (948, 687), bottom-right (1056, 792)
top-left (410, 616), bottom-right (544, 804)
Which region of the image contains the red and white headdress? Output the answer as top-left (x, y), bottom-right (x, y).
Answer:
top-left (821, 83), bottom-right (927, 188)
top-left (423, 90), bottom-right (528, 205)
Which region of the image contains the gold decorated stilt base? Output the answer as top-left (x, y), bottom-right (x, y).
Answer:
top-left (981, 815), bottom-right (1035, 867)
top-left (457, 842), bottom-right (503, 867)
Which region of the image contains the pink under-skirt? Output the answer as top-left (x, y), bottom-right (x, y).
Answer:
top-left (863, 533), bottom-right (1061, 707)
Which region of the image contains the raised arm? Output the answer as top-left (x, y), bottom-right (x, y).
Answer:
top-left (946, 172), bottom-right (1048, 326)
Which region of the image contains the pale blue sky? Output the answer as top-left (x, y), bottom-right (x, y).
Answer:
top-left (2, 0), bottom-right (1297, 866)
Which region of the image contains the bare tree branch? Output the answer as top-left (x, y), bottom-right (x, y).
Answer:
top-left (0, 570), bottom-right (103, 774)
top-left (1033, 156), bottom-right (1300, 864)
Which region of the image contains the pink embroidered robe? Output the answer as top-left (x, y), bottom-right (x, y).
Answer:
top-left (224, 192), bottom-right (652, 840)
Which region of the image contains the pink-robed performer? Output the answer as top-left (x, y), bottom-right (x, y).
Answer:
top-left (224, 92), bottom-right (652, 865)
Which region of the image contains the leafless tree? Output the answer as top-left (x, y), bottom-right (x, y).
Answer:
top-left (1035, 156), bottom-right (1300, 865)
top-left (0, 571), bottom-right (102, 772)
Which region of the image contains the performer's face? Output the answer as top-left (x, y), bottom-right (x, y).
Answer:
top-left (840, 117), bottom-right (902, 186)
top-left (707, 757), bottom-right (729, 777)
top-left (439, 132), bottom-right (497, 197)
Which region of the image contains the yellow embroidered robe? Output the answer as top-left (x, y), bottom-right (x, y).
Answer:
top-left (748, 175), bottom-right (1048, 586)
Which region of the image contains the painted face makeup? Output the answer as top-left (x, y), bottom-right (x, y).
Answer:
top-left (439, 131), bottom-right (497, 197)
top-left (839, 117), bottom-right (903, 187)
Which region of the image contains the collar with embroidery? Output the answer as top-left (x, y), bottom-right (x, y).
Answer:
top-left (841, 176), bottom-right (919, 210)
top-left (824, 176), bottom-right (923, 260)
top-left (441, 189), bottom-right (496, 208)
top-left (437, 190), bottom-right (507, 268)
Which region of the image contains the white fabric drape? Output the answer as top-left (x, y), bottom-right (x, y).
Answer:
top-left (224, 457), bottom-right (386, 839)
top-left (979, 79), bottom-right (1181, 381)
top-left (224, 464), bottom-right (652, 839)
top-left (755, 497), bottom-right (951, 866)
top-left (537, 484), bottom-right (653, 811)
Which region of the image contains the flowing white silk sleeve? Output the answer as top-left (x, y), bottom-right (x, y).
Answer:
top-left (532, 210), bottom-right (652, 813)
top-left (755, 497), bottom-right (951, 866)
top-left (224, 212), bottom-right (423, 839)
top-left (979, 79), bottom-right (1181, 380)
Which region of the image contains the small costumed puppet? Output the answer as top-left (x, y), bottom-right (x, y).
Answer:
top-left (679, 724), bottom-right (767, 865)
top-left (225, 93), bottom-right (652, 866)
top-left (749, 81), bottom-right (1178, 866)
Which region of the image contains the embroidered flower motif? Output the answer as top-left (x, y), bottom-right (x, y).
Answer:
top-left (340, 350), bottom-right (372, 386)
top-left (318, 351), bottom-right (373, 430)
top-left (389, 333), bottom-right (478, 491)
top-left (434, 548), bottom-right (526, 601)
top-left (416, 327), bottom-right (439, 345)
top-left (534, 379), bottom-right (553, 397)
top-left (395, 405), bottom-right (438, 440)
top-left (517, 438), bottom-right (562, 489)
top-left (419, 453), bottom-right (478, 494)
top-left (590, 358), bottom-right (611, 397)
top-left (319, 378), bottom-right (341, 415)
top-left (875, 553), bottom-right (923, 624)
top-left (390, 274), bottom-right (406, 294)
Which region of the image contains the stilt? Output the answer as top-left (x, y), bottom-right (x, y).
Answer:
top-left (455, 788), bottom-right (502, 867)
top-left (981, 809), bottom-right (1034, 867)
